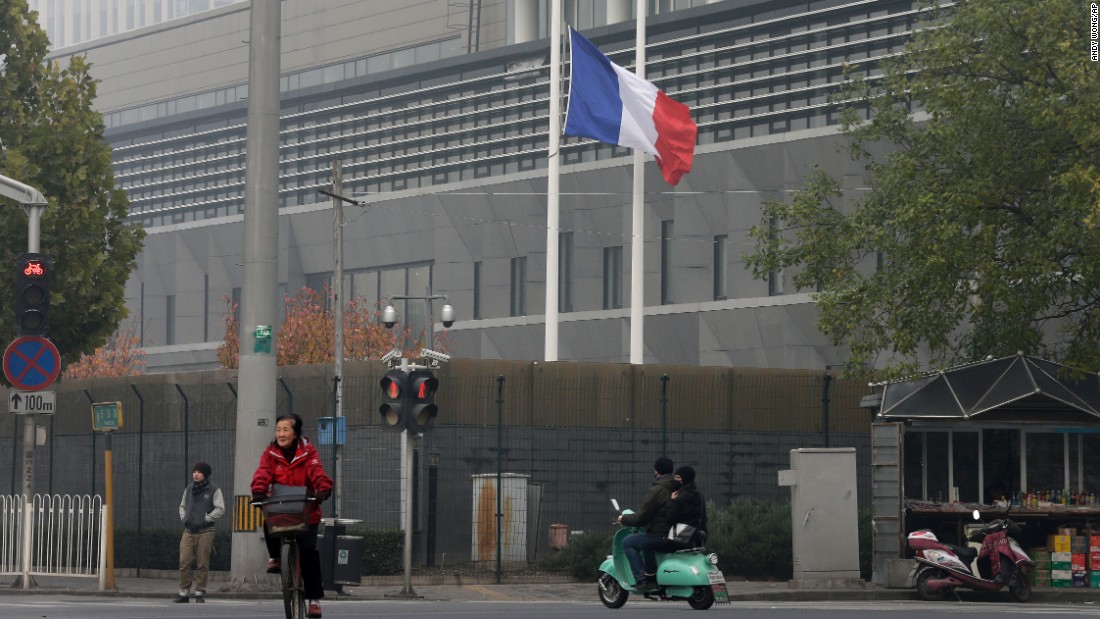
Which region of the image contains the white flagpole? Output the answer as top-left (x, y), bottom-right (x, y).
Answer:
top-left (545, 0), bottom-right (562, 362)
top-left (629, 0), bottom-right (646, 365)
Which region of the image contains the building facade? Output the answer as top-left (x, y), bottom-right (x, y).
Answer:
top-left (45, 0), bottom-right (918, 372)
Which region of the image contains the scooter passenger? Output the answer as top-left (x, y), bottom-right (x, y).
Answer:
top-left (638, 465), bottom-right (708, 579)
top-left (618, 456), bottom-right (678, 590)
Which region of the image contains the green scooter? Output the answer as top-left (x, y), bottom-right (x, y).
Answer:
top-left (597, 503), bottom-right (729, 610)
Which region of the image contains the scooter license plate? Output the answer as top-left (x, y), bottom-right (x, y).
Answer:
top-left (708, 572), bottom-right (730, 603)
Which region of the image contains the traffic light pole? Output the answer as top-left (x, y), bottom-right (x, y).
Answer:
top-left (2, 174), bottom-right (47, 591)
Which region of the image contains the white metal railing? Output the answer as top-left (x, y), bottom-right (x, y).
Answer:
top-left (0, 494), bottom-right (106, 590)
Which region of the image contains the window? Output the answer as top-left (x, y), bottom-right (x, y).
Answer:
top-left (304, 272), bottom-right (333, 309)
top-left (473, 261), bottom-right (482, 320)
top-left (603, 246), bottom-right (622, 310)
top-left (559, 231), bottom-right (573, 313)
top-left (660, 220), bottom-right (674, 305)
top-left (166, 294), bottom-right (176, 346)
top-left (510, 256), bottom-right (527, 317)
top-left (713, 235), bottom-right (727, 300)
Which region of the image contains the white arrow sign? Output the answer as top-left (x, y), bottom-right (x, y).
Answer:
top-left (9, 390), bottom-right (55, 414)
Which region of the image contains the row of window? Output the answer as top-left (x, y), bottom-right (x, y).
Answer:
top-left (102, 37), bottom-right (464, 130)
top-left (112, 1), bottom-right (919, 224)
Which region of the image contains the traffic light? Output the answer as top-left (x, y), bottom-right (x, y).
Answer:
top-left (378, 370), bottom-right (407, 432)
top-left (406, 370), bottom-right (439, 433)
top-left (14, 253), bottom-right (51, 336)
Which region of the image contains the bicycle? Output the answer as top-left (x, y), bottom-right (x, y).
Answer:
top-left (253, 485), bottom-right (316, 619)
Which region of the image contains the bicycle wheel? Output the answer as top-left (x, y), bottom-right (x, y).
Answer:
top-left (281, 540), bottom-right (306, 619)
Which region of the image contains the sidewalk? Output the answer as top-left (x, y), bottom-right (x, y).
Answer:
top-left (3, 573), bottom-right (1100, 605)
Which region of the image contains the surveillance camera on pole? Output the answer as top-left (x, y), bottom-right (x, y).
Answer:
top-left (441, 303), bottom-right (455, 328)
top-left (382, 304), bottom-right (398, 329)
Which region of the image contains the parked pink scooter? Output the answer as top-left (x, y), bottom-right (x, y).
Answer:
top-left (907, 509), bottom-right (1035, 602)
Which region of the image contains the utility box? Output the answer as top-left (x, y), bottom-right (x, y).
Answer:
top-left (471, 473), bottom-right (528, 564)
top-left (778, 448), bottom-right (861, 582)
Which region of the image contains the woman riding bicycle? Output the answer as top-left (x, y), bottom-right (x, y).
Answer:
top-left (251, 413), bottom-right (333, 619)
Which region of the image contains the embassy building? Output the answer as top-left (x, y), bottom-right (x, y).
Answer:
top-left (45, 0), bottom-right (918, 372)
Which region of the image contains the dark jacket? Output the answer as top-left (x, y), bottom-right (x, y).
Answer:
top-left (179, 480), bottom-right (225, 534)
top-left (620, 473), bottom-right (677, 537)
top-left (663, 482), bottom-right (707, 542)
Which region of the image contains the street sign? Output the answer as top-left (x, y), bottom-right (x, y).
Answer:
top-left (3, 335), bottom-right (61, 392)
top-left (92, 401), bottom-right (123, 432)
top-left (8, 389), bottom-right (55, 414)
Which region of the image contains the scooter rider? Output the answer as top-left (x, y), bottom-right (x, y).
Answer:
top-left (638, 465), bottom-right (707, 578)
top-left (618, 456), bottom-right (678, 590)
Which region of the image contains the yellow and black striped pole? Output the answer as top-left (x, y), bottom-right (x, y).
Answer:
top-left (233, 495), bottom-right (264, 532)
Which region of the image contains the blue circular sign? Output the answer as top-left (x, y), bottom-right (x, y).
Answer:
top-left (3, 336), bottom-right (61, 392)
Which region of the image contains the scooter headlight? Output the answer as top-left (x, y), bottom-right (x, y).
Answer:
top-left (707, 553), bottom-right (719, 565)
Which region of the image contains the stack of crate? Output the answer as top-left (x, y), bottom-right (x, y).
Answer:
top-left (1049, 530), bottom-right (1091, 587)
top-left (1049, 532), bottom-right (1073, 587)
top-left (1030, 548), bottom-right (1051, 588)
top-left (1091, 535), bottom-right (1100, 588)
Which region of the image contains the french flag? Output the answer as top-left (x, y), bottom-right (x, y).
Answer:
top-left (563, 28), bottom-right (697, 186)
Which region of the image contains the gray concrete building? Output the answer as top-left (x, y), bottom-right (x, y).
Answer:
top-left (44, 0), bottom-right (917, 372)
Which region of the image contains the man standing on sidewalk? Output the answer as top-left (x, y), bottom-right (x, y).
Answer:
top-left (175, 461), bottom-right (225, 603)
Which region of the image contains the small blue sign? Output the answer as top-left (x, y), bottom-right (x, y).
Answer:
top-left (317, 416), bottom-right (347, 446)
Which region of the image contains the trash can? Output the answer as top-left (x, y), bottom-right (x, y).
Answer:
top-left (548, 524), bottom-right (568, 550)
top-left (319, 518), bottom-right (363, 591)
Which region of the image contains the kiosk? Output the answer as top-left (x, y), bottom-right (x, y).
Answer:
top-left (866, 354), bottom-right (1100, 587)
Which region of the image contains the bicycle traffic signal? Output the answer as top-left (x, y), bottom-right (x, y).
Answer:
top-left (406, 369), bottom-right (439, 433)
top-left (378, 370), bottom-right (407, 432)
top-left (14, 253), bottom-right (51, 336)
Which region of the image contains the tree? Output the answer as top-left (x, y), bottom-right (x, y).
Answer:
top-left (62, 319), bottom-right (146, 378)
top-left (0, 1), bottom-right (145, 367)
top-left (216, 287), bottom-right (442, 368)
top-left (745, 0), bottom-right (1100, 378)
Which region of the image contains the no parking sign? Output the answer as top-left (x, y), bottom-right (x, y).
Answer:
top-left (3, 336), bottom-right (60, 392)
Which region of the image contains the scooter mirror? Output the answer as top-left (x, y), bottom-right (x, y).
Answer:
top-left (611, 499), bottom-right (620, 512)
top-left (972, 509), bottom-right (980, 520)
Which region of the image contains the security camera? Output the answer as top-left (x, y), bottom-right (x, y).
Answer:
top-left (440, 303), bottom-right (456, 328)
top-left (382, 304), bottom-right (397, 329)
top-left (380, 348), bottom-right (399, 364)
top-left (419, 348), bottom-right (451, 363)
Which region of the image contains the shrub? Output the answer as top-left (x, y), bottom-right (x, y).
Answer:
top-left (706, 498), bottom-right (793, 580)
top-left (536, 529), bottom-right (614, 580)
top-left (115, 528), bottom-right (231, 571)
top-left (535, 499), bottom-right (874, 582)
top-left (347, 527), bottom-right (404, 576)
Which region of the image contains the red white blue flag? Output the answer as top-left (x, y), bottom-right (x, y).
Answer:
top-left (563, 28), bottom-right (697, 186)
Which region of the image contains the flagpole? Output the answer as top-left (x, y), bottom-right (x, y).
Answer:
top-left (545, 0), bottom-right (562, 362)
top-left (629, 0), bottom-right (646, 365)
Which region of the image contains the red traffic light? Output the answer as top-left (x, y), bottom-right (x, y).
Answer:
top-left (14, 253), bottom-right (51, 336)
top-left (406, 370), bottom-right (439, 433)
top-left (378, 371), bottom-right (407, 432)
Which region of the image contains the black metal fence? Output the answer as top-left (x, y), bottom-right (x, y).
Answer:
top-left (2, 360), bottom-right (873, 577)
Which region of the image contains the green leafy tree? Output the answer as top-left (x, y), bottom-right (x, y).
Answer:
top-left (0, 1), bottom-right (144, 366)
top-left (746, 0), bottom-right (1100, 378)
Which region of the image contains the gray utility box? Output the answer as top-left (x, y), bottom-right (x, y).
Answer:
top-left (778, 448), bottom-right (860, 581)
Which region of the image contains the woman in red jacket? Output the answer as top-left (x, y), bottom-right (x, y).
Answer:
top-left (251, 413), bottom-right (333, 619)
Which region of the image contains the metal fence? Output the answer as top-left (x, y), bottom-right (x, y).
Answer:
top-left (1, 360), bottom-right (873, 577)
top-left (0, 494), bottom-right (105, 587)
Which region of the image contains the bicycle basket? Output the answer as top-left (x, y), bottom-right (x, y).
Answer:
top-left (263, 484), bottom-right (310, 536)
